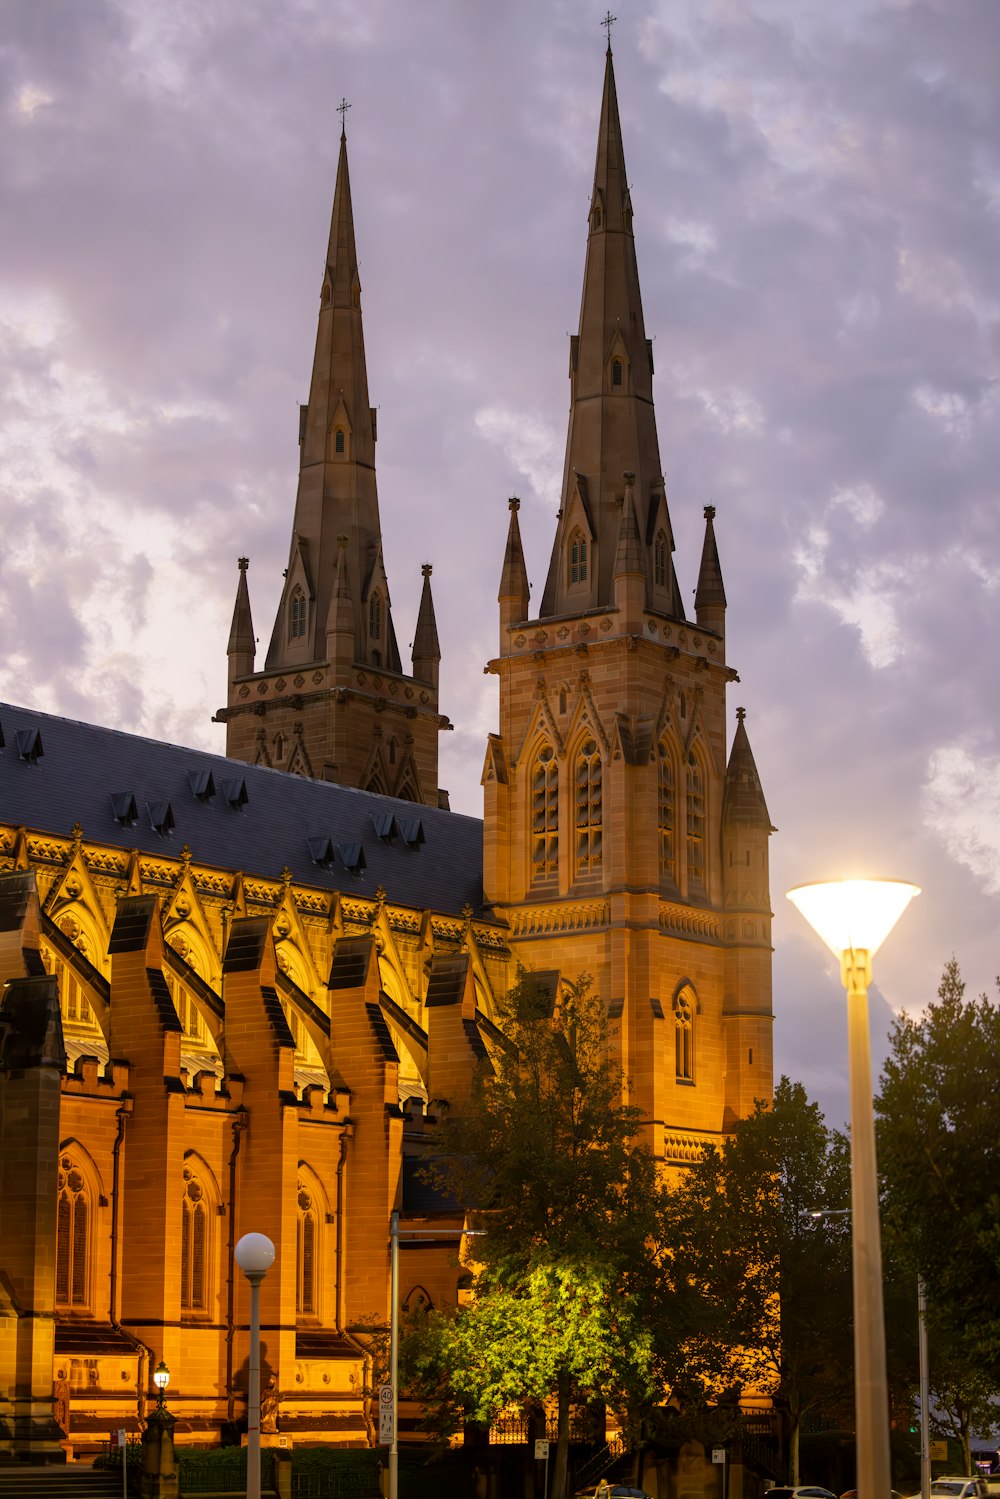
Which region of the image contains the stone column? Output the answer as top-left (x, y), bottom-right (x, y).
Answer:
top-left (140, 1405), bottom-right (178, 1499)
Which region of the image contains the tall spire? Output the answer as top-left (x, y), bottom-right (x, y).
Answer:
top-left (695, 504), bottom-right (727, 638)
top-left (411, 564), bottom-right (441, 687)
top-left (723, 709), bottom-right (773, 831)
top-left (498, 497), bottom-right (530, 634)
top-left (263, 114), bottom-right (391, 673)
top-left (539, 46), bottom-right (681, 620)
top-left (227, 558), bottom-right (255, 674)
top-left (218, 110), bottom-right (450, 805)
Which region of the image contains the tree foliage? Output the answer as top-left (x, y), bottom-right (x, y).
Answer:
top-left (406, 972), bottom-right (662, 1498)
top-left (877, 958), bottom-right (1000, 1419)
top-left (657, 1077), bottom-right (854, 1481)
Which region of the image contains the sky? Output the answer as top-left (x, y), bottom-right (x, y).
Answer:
top-left (2, 0), bottom-right (999, 1131)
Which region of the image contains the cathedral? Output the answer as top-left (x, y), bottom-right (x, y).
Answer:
top-left (0, 46), bottom-right (773, 1461)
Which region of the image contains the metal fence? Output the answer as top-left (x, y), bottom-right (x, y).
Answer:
top-left (291, 1469), bottom-right (380, 1499)
top-left (489, 1414), bottom-right (597, 1446)
top-left (179, 1450), bottom-right (275, 1494)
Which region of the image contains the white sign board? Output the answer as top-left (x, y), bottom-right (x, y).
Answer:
top-left (712, 1449), bottom-right (727, 1465)
top-left (378, 1384), bottom-right (394, 1445)
top-left (534, 1440), bottom-right (550, 1460)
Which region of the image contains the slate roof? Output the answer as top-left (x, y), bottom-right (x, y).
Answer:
top-left (0, 703), bottom-right (486, 916)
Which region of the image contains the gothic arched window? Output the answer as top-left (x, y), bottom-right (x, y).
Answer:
top-left (654, 531), bottom-right (668, 589)
top-left (369, 592), bottom-right (382, 642)
top-left (289, 588), bottom-right (307, 640)
top-left (574, 739), bottom-right (603, 876)
top-left (612, 359), bottom-right (623, 387)
top-left (658, 740), bottom-right (676, 881)
top-left (296, 1179), bottom-right (319, 1317)
top-left (568, 532), bottom-right (588, 586)
top-left (674, 987), bottom-right (695, 1081)
top-left (530, 744), bottom-right (559, 884)
top-left (335, 428), bottom-right (345, 455)
top-left (686, 752), bottom-right (706, 890)
top-left (56, 1152), bottom-right (91, 1310)
top-left (181, 1164), bottom-right (209, 1313)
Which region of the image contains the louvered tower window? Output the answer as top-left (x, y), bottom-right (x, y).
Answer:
top-left (181, 1166), bottom-right (208, 1311)
top-left (568, 532), bottom-right (588, 586)
top-left (289, 587), bottom-right (307, 640)
top-left (56, 1155), bottom-right (89, 1309)
top-left (574, 739), bottom-right (603, 876)
top-left (369, 592), bottom-right (382, 642)
top-left (654, 531), bottom-right (668, 588)
top-left (531, 745), bottom-right (559, 884)
top-left (686, 753), bottom-right (705, 889)
top-left (296, 1182), bottom-right (317, 1316)
top-left (658, 741), bottom-right (676, 880)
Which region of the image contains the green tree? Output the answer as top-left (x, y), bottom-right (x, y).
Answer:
top-left (877, 960), bottom-right (1000, 1450)
top-left (410, 971), bottom-right (662, 1499)
top-left (657, 1077), bottom-right (854, 1482)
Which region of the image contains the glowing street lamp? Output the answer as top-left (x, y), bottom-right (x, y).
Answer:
top-left (787, 878), bottom-right (918, 1499)
top-left (152, 1360), bottom-right (170, 1410)
top-left (235, 1232), bottom-right (276, 1499)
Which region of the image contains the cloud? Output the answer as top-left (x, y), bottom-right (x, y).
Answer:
top-left (474, 406), bottom-right (562, 510)
top-left (922, 745), bottom-right (1000, 895)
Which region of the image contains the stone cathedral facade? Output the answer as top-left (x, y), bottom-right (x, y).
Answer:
top-left (0, 48), bottom-right (773, 1461)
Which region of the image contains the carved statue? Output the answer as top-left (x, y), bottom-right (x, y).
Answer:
top-left (260, 1373), bottom-right (279, 1434)
top-left (53, 1376), bottom-right (71, 1435)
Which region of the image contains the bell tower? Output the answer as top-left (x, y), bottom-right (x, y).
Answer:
top-left (216, 116), bottom-right (450, 807)
top-left (483, 45), bottom-right (775, 1155)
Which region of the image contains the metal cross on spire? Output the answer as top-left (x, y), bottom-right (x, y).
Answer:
top-left (602, 10), bottom-right (617, 50)
top-left (337, 96), bottom-right (351, 138)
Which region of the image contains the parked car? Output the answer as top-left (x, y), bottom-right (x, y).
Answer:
top-left (929, 1479), bottom-right (989, 1499)
top-left (841, 1489), bottom-right (904, 1498)
top-left (766, 1488), bottom-right (838, 1499)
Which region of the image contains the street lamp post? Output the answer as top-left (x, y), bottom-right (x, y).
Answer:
top-left (788, 878), bottom-right (919, 1499)
top-left (235, 1232), bottom-right (276, 1499)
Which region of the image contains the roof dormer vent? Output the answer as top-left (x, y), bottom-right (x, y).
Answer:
top-left (147, 801), bottom-right (175, 836)
top-left (220, 775), bottom-right (249, 810)
top-left (15, 728), bottom-right (43, 763)
top-left (338, 843), bottom-right (366, 875)
top-left (188, 769), bottom-right (216, 801)
top-left (398, 817), bottom-right (424, 849)
top-left (307, 835), bottom-right (336, 869)
top-left (110, 792), bottom-right (138, 828)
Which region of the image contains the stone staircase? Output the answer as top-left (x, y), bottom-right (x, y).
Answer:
top-left (0, 1466), bottom-right (126, 1498)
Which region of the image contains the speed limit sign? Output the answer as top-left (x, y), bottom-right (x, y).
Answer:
top-left (378, 1384), bottom-right (394, 1444)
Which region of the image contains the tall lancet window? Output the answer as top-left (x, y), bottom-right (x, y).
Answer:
top-left (180, 1164), bottom-right (209, 1312)
top-left (568, 532), bottom-right (588, 586)
top-left (686, 752), bottom-right (706, 890)
top-left (369, 592), bottom-right (382, 642)
top-left (658, 739), bottom-right (676, 882)
top-left (289, 588), bottom-right (307, 640)
top-left (56, 1152), bottom-right (90, 1310)
top-left (530, 744), bottom-right (559, 885)
top-left (296, 1179), bottom-right (318, 1317)
top-left (574, 739), bottom-right (603, 876)
top-left (673, 987), bottom-right (695, 1081)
